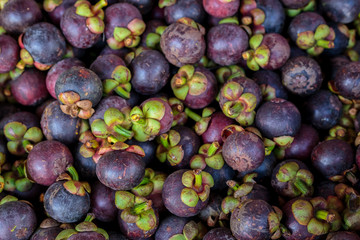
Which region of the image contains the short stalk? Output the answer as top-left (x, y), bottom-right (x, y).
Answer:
top-left (193, 170), bottom-right (202, 189)
top-left (67, 166), bottom-right (79, 181)
top-left (92, 0), bottom-right (107, 13)
top-left (133, 200), bottom-right (151, 215)
top-left (185, 108), bottom-right (202, 122)
top-left (175, 76), bottom-right (187, 87)
top-left (114, 125), bottom-right (133, 139)
top-left (207, 142), bottom-right (220, 157)
top-left (229, 102), bottom-right (244, 116)
top-left (22, 140), bottom-right (34, 153)
top-left (159, 134), bottom-right (170, 149)
top-left (316, 210), bottom-right (335, 223)
top-left (85, 214), bottom-right (95, 222)
top-left (294, 179), bottom-right (310, 196)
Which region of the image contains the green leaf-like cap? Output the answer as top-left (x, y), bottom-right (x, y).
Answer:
top-left (115, 191), bottom-right (135, 210)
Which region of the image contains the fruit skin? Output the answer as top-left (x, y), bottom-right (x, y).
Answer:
top-left (10, 69), bottom-right (48, 106)
top-left (0, 35), bottom-right (19, 73)
top-left (60, 6), bottom-right (100, 49)
top-left (0, 111), bottom-right (39, 133)
top-left (26, 140), bottom-right (74, 186)
top-left (164, 0), bottom-right (205, 24)
top-left (334, 62), bottom-right (360, 100)
top-left (303, 90), bottom-right (342, 130)
top-left (46, 58), bottom-right (85, 99)
top-left (288, 12), bottom-right (326, 43)
top-left (89, 54), bottom-right (126, 81)
top-left (326, 231), bottom-right (360, 240)
top-left (207, 23), bottom-right (249, 66)
top-left (96, 151), bottom-right (145, 191)
top-left (30, 226), bottom-right (62, 240)
top-left (256, 0), bottom-right (286, 34)
top-left (162, 169), bottom-right (209, 217)
top-left (311, 139), bottom-right (354, 179)
top-left (255, 98), bottom-right (301, 139)
top-left (44, 181), bottom-right (90, 223)
top-left (55, 66), bottom-right (103, 107)
top-left (118, 207), bottom-right (159, 239)
top-left (252, 70), bottom-right (288, 100)
top-left (45, 0), bottom-right (77, 26)
top-left (23, 22), bottom-right (67, 66)
top-left (74, 142), bottom-right (97, 180)
top-left (68, 232), bottom-right (106, 240)
top-left (0, 200), bottom-right (37, 240)
top-left (203, 227), bottom-right (236, 240)
top-left (280, 0), bottom-right (309, 8)
top-left (160, 20), bottom-right (205, 67)
top-left (320, 0), bottom-right (360, 24)
top-left (130, 50), bottom-right (170, 95)
top-left (41, 101), bottom-right (83, 146)
top-left (203, 0), bottom-right (240, 19)
top-left (281, 56), bottom-right (323, 97)
top-left (230, 199), bottom-right (274, 240)
top-left (154, 215), bottom-right (189, 240)
top-left (0, 0), bottom-right (42, 35)
top-left (201, 112), bottom-right (235, 145)
top-left (260, 33), bottom-right (291, 70)
top-left (91, 181), bottom-right (118, 222)
top-left (284, 124), bottom-right (319, 161)
top-left (222, 131), bottom-right (265, 173)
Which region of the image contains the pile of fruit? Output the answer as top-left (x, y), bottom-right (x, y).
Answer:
top-left (2, 0), bottom-right (360, 239)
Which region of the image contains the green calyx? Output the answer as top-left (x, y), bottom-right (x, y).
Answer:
top-left (0, 195), bottom-right (18, 205)
top-left (276, 161), bottom-right (314, 197)
top-left (146, 26), bottom-right (167, 49)
top-left (220, 81), bottom-right (257, 123)
top-left (185, 107), bottom-right (214, 135)
top-left (239, 0), bottom-right (266, 34)
top-left (169, 221), bottom-right (206, 240)
top-left (156, 130), bottom-right (184, 166)
top-left (242, 34), bottom-right (270, 71)
top-left (285, 0), bottom-right (315, 17)
top-left (110, 18), bottom-right (146, 49)
top-left (75, 0), bottom-right (107, 34)
top-left (116, 191), bottom-right (157, 231)
top-left (221, 196), bottom-right (240, 214)
top-left (219, 16), bottom-right (240, 25)
top-left (58, 91), bottom-right (95, 119)
top-left (4, 122), bottom-right (43, 156)
top-left (158, 0), bottom-right (176, 8)
top-left (169, 98), bottom-right (187, 127)
top-left (177, 18), bottom-right (205, 34)
top-left (215, 65), bottom-right (245, 85)
top-left (291, 199), bottom-right (313, 225)
top-left (131, 168), bottom-right (166, 197)
top-left (180, 170), bottom-right (214, 207)
top-left (63, 178), bottom-right (90, 196)
top-left (296, 24), bottom-right (335, 56)
top-left (273, 135), bottom-right (294, 148)
top-left (103, 65), bottom-right (132, 99)
top-left (171, 65), bottom-right (208, 101)
top-left (190, 142), bottom-right (224, 170)
top-left (43, 0), bottom-right (63, 12)
top-left (260, 84), bottom-right (277, 101)
top-left (130, 101), bottom-right (165, 142)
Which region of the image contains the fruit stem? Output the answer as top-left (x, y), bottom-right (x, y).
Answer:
top-left (229, 102), bottom-right (244, 116)
top-left (207, 142), bottom-right (220, 157)
top-left (85, 213), bottom-right (95, 222)
top-left (92, 0), bottom-right (107, 13)
top-left (315, 210), bottom-right (335, 223)
top-left (67, 166), bottom-right (79, 181)
top-left (184, 108), bottom-right (202, 122)
top-left (159, 134), bottom-right (170, 149)
top-left (294, 179), bottom-right (309, 196)
top-left (114, 125), bottom-right (133, 139)
top-left (131, 114), bottom-right (146, 125)
top-left (22, 140), bottom-right (33, 153)
top-left (16, 165), bottom-right (25, 178)
top-left (226, 180), bottom-right (240, 191)
top-left (175, 76), bottom-right (187, 87)
top-left (193, 169), bottom-right (202, 189)
top-left (138, 177), bottom-right (150, 186)
top-left (132, 200), bottom-right (152, 215)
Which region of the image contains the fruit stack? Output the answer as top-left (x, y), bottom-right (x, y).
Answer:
top-left (1, 0), bottom-right (360, 239)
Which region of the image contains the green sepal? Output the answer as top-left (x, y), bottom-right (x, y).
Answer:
top-left (158, 0), bottom-right (176, 8)
top-left (86, 16), bottom-right (104, 34)
top-left (0, 175), bottom-right (4, 193)
top-left (182, 170), bottom-right (195, 188)
top-left (115, 191), bottom-right (135, 210)
top-left (15, 178), bottom-right (32, 192)
top-left (55, 229), bottom-right (78, 240)
top-left (169, 234), bottom-right (187, 240)
top-left (181, 188), bottom-right (199, 207)
top-left (205, 154), bottom-right (224, 170)
top-left (23, 127), bottom-right (43, 143)
top-left (276, 161), bottom-right (299, 182)
top-left (291, 199), bottom-right (313, 225)
top-left (307, 218), bottom-right (329, 235)
top-left (249, 34), bottom-right (264, 49)
top-left (273, 136), bottom-right (294, 148)
top-left (95, 228), bottom-right (109, 240)
top-left (314, 24), bottom-right (330, 41)
top-left (112, 65), bottom-right (131, 83)
top-left (221, 196), bottom-right (240, 214)
top-left (4, 122), bottom-right (27, 141)
top-left (0, 195), bottom-right (18, 205)
top-left (127, 18), bottom-right (146, 36)
top-left (296, 31), bottom-right (315, 49)
top-left (75, 221), bottom-right (98, 232)
top-left (254, 45), bottom-right (270, 69)
top-left (219, 16), bottom-right (239, 25)
top-left (233, 182), bottom-right (255, 198)
top-left (75, 1), bottom-right (94, 17)
top-left (183, 221), bottom-right (199, 240)
top-left (114, 27), bottom-right (132, 43)
top-left (167, 145), bottom-right (184, 166)
top-left (43, 0), bottom-right (63, 12)
top-left (91, 119), bottom-right (109, 138)
top-left (63, 180), bottom-right (86, 196)
top-left (142, 100), bottom-right (166, 120)
top-left (3, 172), bottom-right (16, 192)
top-left (136, 209), bottom-right (157, 231)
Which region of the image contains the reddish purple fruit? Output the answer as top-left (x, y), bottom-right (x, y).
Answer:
top-left (10, 69), bottom-right (48, 106)
top-left (96, 151), bottom-right (145, 190)
top-left (43, 0), bottom-right (77, 26)
top-left (203, 0), bottom-right (240, 18)
top-left (26, 140), bottom-right (74, 186)
top-left (203, 228), bottom-right (235, 240)
top-left (90, 181), bottom-right (117, 222)
top-left (0, 35), bottom-right (19, 73)
top-left (163, 0), bottom-right (205, 24)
